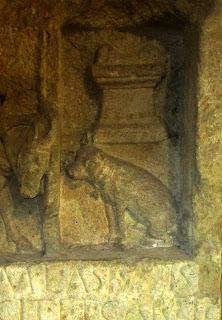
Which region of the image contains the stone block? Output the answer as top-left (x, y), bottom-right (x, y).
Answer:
top-left (171, 263), bottom-right (199, 297)
top-left (0, 301), bottom-right (21, 320)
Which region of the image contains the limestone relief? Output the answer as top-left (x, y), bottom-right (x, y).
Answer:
top-left (59, 30), bottom-right (182, 251)
top-left (68, 144), bottom-right (177, 246)
top-left (0, 28), bottom-right (186, 257)
top-left (0, 96), bottom-right (55, 254)
top-left (0, 2), bottom-right (220, 320)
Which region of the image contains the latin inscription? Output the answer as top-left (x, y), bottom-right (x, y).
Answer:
top-left (0, 298), bottom-right (219, 320)
top-left (0, 263), bottom-right (219, 320)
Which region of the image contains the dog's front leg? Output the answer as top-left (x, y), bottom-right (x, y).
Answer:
top-left (0, 175), bottom-right (33, 252)
top-left (100, 191), bottom-right (121, 245)
top-left (115, 199), bottom-right (126, 242)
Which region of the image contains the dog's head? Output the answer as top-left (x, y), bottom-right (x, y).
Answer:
top-left (16, 119), bottom-right (52, 198)
top-left (68, 145), bottom-right (103, 182)
top-left (16, 108), bottom-right (55, 199)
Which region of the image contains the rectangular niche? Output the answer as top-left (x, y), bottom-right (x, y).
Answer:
top-left (0, 24), bottom-right (196, 262)
top-left (58, 25), bottom-right (195, 259)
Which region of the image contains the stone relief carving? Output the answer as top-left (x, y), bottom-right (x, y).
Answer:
top-left (0, 3), bottom-right (218, 320)
top-left (68, 144), bottom-right (177, 246)
top-left (0, 28), bottom-right (185, 257)
top-left (91, 39), bottom-right (168, 144)
top-left (59, 30), bottom-right (181, 250)
top-left (15, 107), bottom-right (56, 199)
top-left (0, 146), bottom-right (32, 252)
top-left (0, 97), bottom-right (55, 253)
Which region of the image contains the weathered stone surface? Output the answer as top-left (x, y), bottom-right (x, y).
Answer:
top-left (0, 0), bottom-right (220, 319)
top-left (60, 27), bottom-right (183, 249)
top-left (0, 261), bottom-right (219, 319)
top-left (0, 0), bottom-right (214, 29)
top-left (171, 263), bottom-right (199, 297)
top-left (0, 26), bottom-right (185, 252)
top-left (193, 0), bottom-right (222, 302)
top-left (0, 29), bottom-right (42, 254)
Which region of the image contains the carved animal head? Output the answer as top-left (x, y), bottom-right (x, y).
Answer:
top-left (68, 145), bottom-right (102, 182)
top-left (16, 113), bottom-right (55, 199)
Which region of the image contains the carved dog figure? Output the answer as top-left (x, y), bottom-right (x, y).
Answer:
top-left (15, 111), bottom-right (56, 198)
top-left (0, 102), bottom-right (55, 251)
top-left (68, 145), bottom-right (177, 244)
